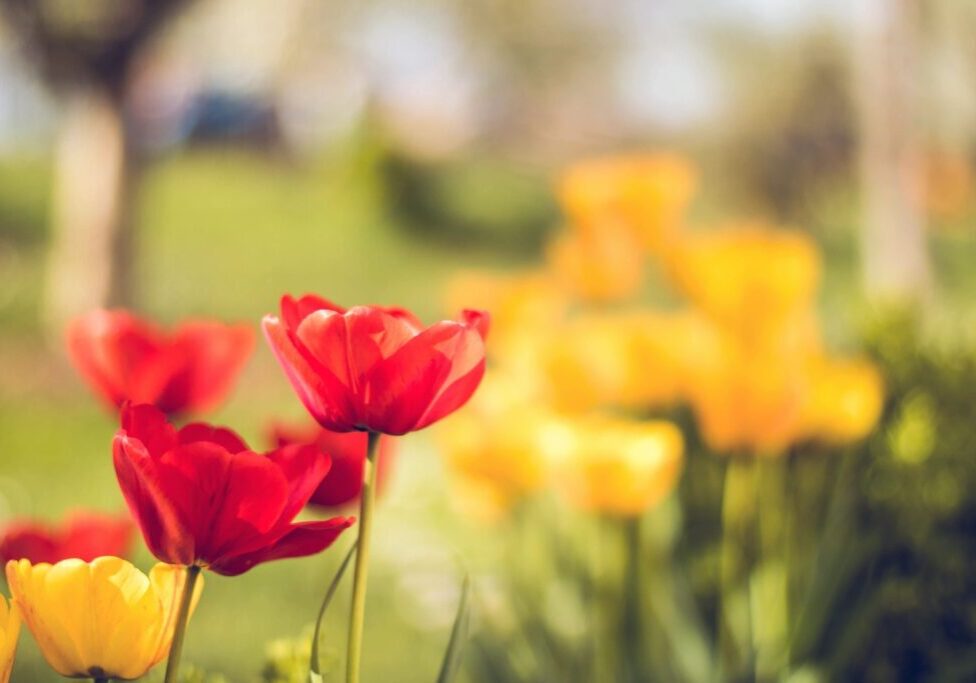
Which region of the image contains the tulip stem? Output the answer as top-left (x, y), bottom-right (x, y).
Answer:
top-left (345, 431), bottom-right (382, 683)
top-left (621, 517), bottom-right (644, 682)
top-left (164, 564), bottom-right (201, 683)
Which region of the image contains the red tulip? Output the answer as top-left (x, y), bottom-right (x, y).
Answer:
top-left (113, 404), bottom-right (354, 576)
top-left (0, 510), bottom-right (133, 565)
top-left (268, 420), bottom-right (397, 508)
top-left (67, 309), bottom-right (254, 417)
top-left (262, 294), bottom-right (490, 435)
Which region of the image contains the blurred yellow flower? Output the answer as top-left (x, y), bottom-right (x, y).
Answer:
top-left (559, 153), bottom-right (698, 252)
top-left (7, 557), bottom-right (203, 681)
top-left (0, 596), bottom-right (19, 683)
top-left (538, 311), bottom-right (721, 413)
top-left (803, 357), bottom-right (885, 444)
top-left (667, 225), bottom-right (821, 339)
top-left (547, 223), bottom-right (645, 302)
top-left (444, 270), bottom-right (568, 363)
top-left (686, 316), bottom-right (820, 454)
top-left (436, 372), bottom-right (556, 518)
top-left (552, 416), bottom-right (684, 517)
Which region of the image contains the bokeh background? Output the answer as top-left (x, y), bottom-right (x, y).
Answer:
top-left (0, 1), bottom-right (975, 681)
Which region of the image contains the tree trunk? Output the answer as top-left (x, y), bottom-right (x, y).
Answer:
top-left (43, 87), bottom-right (138, 338)
top-left (856, 0), bottom-right (931, 300)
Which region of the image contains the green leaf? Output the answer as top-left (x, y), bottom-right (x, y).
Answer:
top-left (436, 574), bottom-right (472, 683)
top-left (309, 540), bottom-right (358, 682)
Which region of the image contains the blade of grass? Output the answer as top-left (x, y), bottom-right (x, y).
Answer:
top-left (436, 574), bottom-right (471, 683)
top-left (310, 540), bottom-right (358, 683)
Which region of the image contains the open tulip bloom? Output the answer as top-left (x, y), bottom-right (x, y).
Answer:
top-left (262, 294), bottom-right (489, 435)
top-left (67, 309), bottom-right (254, 417)
top-left (7, 557), bottom-right (200, 681)
top-left (113, 404), bottom-right (354, 575)
top-left (263, 295), bottom-right (489, 683)
top-left (0, 510), bottom-right (133, 566)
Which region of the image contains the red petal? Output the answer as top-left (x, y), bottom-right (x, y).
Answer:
top-left (66, 310), bottom-right (167, 408)
top-left (460, 309), bottom-right (491, 339)
top-left (364, 322), bottom-right (482, 434)
top-left (264, 444), bottom-right (331, 521)
top-left (209, 517), bottom-right (354, 576)
top-left (0, 524), bottom-right (60, 565)
top-left (177, 422), bottom-right (250, 453)
top-left (263, 315), bottom-right (357, 431)
top-left (308, 430), bottom-right (368, 507)
top-left (120, 403), bottom-right (179, 458)
top-left (113, 431), bottom-right (195, 564)
top-left (156, 444), bottom-right (289, 563)
top-left (281, 294), bottom-right (346, 330)
top-left (58, 512), bottom-right (134, 562)
top-left (413, 354), bottom-right (486, 431)
top-left (156, 322), bottom-right (254, 415)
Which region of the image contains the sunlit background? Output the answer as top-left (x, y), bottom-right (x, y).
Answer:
top-left (0, 1), bottom-right (975, 681)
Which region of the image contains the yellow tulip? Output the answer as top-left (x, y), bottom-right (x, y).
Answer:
top-left (7, 557), bottom-right (203, 681)
top-left (443, 270), bottom-right (568, 363)
top-left (686, 315), bottom-right (820, 454)
top-left (552, 416), bottom-right (684, 517)
top-left (0, 596), bottom-right (20, 683)
top-left (666, 225), bottom-right (821, 340)
top-left (437, 371), bottom-right (556, 517)
top-left (537, 312), bottom-right (699, 412)
top-left (803, 357), bottom-right (885, 444)
top-left (559, 153), bottom-right (698, 253)
top-left (546, 223), bottom-right (646, 302)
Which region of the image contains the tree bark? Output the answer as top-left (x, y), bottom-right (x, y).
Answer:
top-left (43, 87), bottom-right (138, 337)
top-left (856, 0), bottom-right (932, 301)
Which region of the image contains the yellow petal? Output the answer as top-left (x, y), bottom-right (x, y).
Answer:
top-left (0, 596), bottom-right (21, 683)
top-left (7, 559), bottom-right (86, 676)
top-left (554, 416), bottom-right (685, 517)
top-left (5, 557), bottom-right (200, 680)
top-left (146, 563), bottom-right (204, 668)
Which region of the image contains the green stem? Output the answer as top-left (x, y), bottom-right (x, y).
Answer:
top-left (163, 564), bottom-right (202, 683)
top-left (621, 517), bottom-right (643, 683)
top-left (345, 431), bottom-right (382, 683)
top-left (93, 678), bottom-right (109, 683)
top-left (717, 456), bottom-right (757, 681)
top-left (754, 456), bottom-right (789, 679)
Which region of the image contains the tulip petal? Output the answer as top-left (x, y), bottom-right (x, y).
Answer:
top-left (58, 512), bottom-right (134, 563)
top-left (413, 325), bottom-right (487, 430)
top-left (309, 434), bottom-right (367, 507)
top-left (177, 422), bottom-right (250, 454)
top-left (156, 322), bottom-right (254, 415)
top-left (7, 560), bottom-right (84, 677)
top-left (264, 444), bottom-right (331, 521)
top-left (413, 355), bottom-right (486, 431)
top-left (66, 311), bottom-right (165, 408)
top-left (365, 322), bottom-right (482, 434)
top-left (113, 433), bottom-right (195, 565)
top-left (211, 517), bottom-right (354, 576)
top-left (263, 315), bottom-right (357, 431)
top-left (121, 403), bottom-right (179, 458)
top-left (156, 444), bottom-right (289, 563)
top-left (146, 564), bottom-right (204, 667)
top-left (281, 294), bottom-right (346, 329)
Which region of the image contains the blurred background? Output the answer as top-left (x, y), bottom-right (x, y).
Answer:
top-left (0, 0), bottom-right (975, 681)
